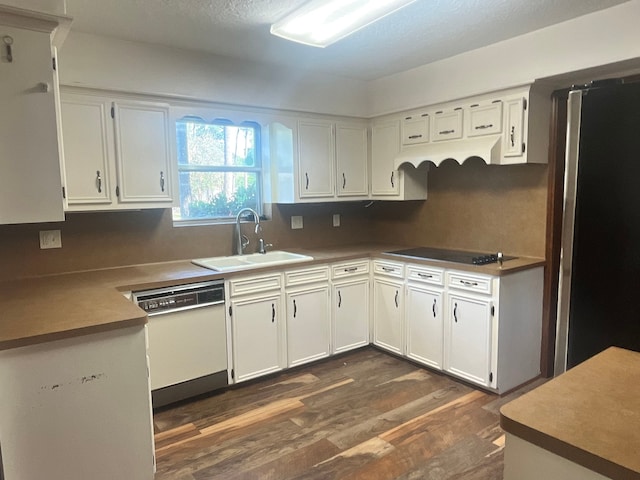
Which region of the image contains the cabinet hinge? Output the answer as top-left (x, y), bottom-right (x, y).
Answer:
top-left (228, 305), bottom-right (232, 317)
top-left (489, 372), bottom-right (493, 383)
top-left (523, 98), bottom-right (528, 110)
top-left (62, 186), bottom-right (66, 199)
top-left (115, 185), bottom-right (120, 197)
top-left (522, 142), bottom-right (526, 154)
top-left (111, 106), bottom-right (115, 119)
top-left (491, 305), bottom-right (495, 316)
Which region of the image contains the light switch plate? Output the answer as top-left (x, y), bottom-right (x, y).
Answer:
top-left (333, 214), bottom-right (340, 227)
top-left (39, 230), bottom-right (62, 249)
top-left (291, 215), bottom-right (303, 229)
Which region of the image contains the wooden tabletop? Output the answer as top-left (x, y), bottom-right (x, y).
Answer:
top-left (0, 243), bottom-right (543, 351)
top-left (500, 347), bottom-right (640, 480)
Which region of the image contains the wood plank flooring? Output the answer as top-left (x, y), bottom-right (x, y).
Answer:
top-left (153, 348), bottom-right (545, 480)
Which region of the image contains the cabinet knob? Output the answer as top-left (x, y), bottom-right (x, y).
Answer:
top-left (3, 35), bottom-right (13, 63)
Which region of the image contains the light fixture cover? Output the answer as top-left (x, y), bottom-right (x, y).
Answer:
top-left (270, 0), bottom-right (418, 48)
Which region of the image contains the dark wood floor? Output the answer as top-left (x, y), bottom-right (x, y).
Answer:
top-left (153, 348), bottom-right (544, 479)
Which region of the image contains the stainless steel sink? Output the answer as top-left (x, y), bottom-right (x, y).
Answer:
top-left (193, 251), bottom-right (313, 272)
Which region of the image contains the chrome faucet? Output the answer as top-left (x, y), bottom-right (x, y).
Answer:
top-left (235, 207), bottom-right (261, 255)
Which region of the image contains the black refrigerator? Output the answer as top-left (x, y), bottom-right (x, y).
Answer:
top-left (559, 80), bottom-right (640, 370)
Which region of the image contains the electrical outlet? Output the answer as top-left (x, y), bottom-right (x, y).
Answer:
top-left (333, 214), bottom-right (341, 227)
top-left (291, 215), bottom-right (303, 230)
top-left (39, 230), bottom-right (62, 249)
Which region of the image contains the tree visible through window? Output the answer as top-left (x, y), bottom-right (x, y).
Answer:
top-left (173, 118), bottom-right (261, 222)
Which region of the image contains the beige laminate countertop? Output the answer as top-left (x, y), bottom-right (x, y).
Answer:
top-left (500, 347), bottom-right (640, 480)
top-left (0, 243), bottom-right (543, 351)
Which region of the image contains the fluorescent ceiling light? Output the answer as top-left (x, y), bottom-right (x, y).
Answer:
top-left (270, 0), bottom-right (418, 48)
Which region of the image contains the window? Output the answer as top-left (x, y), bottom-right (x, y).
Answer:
top-left (173, 118), bottom-right (261, 223)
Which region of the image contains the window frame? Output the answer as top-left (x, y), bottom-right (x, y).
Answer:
top-left (173, 116), bottom-right (263, 225)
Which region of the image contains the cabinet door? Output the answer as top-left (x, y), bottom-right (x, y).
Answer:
top-left (333, 278), bottom-right (370, 354)
top-left (373, 277), bottom-right (404, 354)
top-left (504, 97), bottom-right (525, 157)
top-left (371, 120), bottom-right (400, 196)
top-left (113, 100), bottom-right (172, 203)
top-left (335, 123), bottom-right (368, 197)
top-left (444, 292), bottom-right (492, 386)
top-left (406, 284), bottom-right (443, 370)
top-left (432, 109), bottom-right (463, 141)
top-left (287, 285), bottom-right (330, 367)
top-left (60, 95), bottom-right (114, 206)
top-left (0, 25), bottom-right (64, 224)
top-left (231, 293), bottom-right (283, 382)
top-left (467, 101), bottom-right (502, 137)
top-left (402, 113), bottom-right (429, 145)
top-left (297, 120), bottom-right (334, 198)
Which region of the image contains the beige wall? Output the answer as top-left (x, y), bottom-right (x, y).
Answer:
top-left (0, 203), bottom-right (374, 281)
top-left (370, 160), bottom-right (548, 258)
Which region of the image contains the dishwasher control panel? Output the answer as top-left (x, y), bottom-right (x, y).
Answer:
top-left (133, 281), bottom-right (224, 315)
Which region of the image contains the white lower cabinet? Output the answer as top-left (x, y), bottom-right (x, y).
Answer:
top-left (331, 259), bottom-right (370, 354)
top-left (373, 260), bottom-right (405, 355)
top-left (406, 284), bottom-right (444, 370)
top-left (286, 284), bottom-right (330, 367)
top-left (444, 291), bottom-right (492, 386)
top-left (228, 273), bottom-right (285, 383)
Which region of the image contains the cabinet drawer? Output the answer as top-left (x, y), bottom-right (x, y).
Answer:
top-left (373, 260), bottom-right (404, 278)
top-left (467, 101), bottom-right (502, 137)
top-left (406, 265), bottom-right (444, 286)
top-left (401, 113), bottom-right (429, 145)
top-left (332, 259), bottom-right (370, 279)
top-left (447, 271), bottom-right (492, 295)
top-left (229, 273), bottom-right (282, 297)
top-left (285, 266), bottom-right (330, 286)
top-left (432, 109), bottom-right (463, 141)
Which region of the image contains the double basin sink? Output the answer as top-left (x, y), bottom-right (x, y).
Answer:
top-left (193, 250), bottom-right (313, 272)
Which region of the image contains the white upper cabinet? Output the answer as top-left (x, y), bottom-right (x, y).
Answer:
top-left (297, 120), bottom-right (334, 198)
top-left (401, 112), bottom-right (430, 145)
top-left (335, 123), bottom-right (368, 197)
top-left (0, 23), bottom-right (64, 224)
top-left (60, 92), bottom-right (173, 211)
top-left (113, 100), bottom-right (172, 204)
top-left (467, 101), bottom-right (503, 137)
top-left (432, 108), bottom-right (463, 141)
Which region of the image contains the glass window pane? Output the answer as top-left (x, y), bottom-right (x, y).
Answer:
top-left (173, 171), bottom-right (259, 220)
top-left (176, 120), bottom-right (257, 167)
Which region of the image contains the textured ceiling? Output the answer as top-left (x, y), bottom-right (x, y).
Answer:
top-left (65, 0), bottom-right (631, 81)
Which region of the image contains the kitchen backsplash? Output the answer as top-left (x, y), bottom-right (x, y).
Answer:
top-left (0, 161), bottom-right (547, 281)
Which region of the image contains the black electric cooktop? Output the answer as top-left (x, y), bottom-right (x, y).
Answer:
top-left (386, 247), bottom-right (517, 265)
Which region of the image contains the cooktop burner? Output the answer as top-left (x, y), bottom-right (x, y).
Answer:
top-left (386, 247), bottom-right (516, 265)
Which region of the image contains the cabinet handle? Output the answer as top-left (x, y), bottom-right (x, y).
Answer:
top-left (338, 291), bottom-right (342, 308)
top-left (510, 126), bottom-right (515, 147)
top-left (390, 171), bottom-right (395, 188)
top-left (96, 170), bottom-right (102, 193)
top-left (408, 134), bottom-right (423, 139)
top-left (460, 280), bottom-right (479, 287)
top-left (382, 267), bottom-right (395, 273)
top-left (160, 171), bottom-right (165, 192)
top-left (432, 299), bottom-right (437, 318)
top-left (394, 290), bottom-right (399, 308)
top-left (453, 302), bottom-right (458, 322)
top-left (474, 124), bottom-right (494, 130)
top-left (344, 267), bottom-right (358, 273)
top-left (342, 172), bottom-right (346, 189)
top-left (305, 172), bottom-right (309, 190)
top-left (417, 273), bottom-right (433, 279)
top-left (271, 303), bottom-right (275, 323)
top-left (3, 35), bottom-right (13, 63)
top-left (439, 129), bottom-right (455, 135)
top-left (293, 299), bottom-right (297, 318)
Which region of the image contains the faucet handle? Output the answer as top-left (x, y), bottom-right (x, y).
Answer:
top-left (258, 239), bottom-right (273, 254)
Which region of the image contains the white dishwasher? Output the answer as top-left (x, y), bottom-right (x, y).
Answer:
top-left (133, 280), bottom-right (227, 407)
